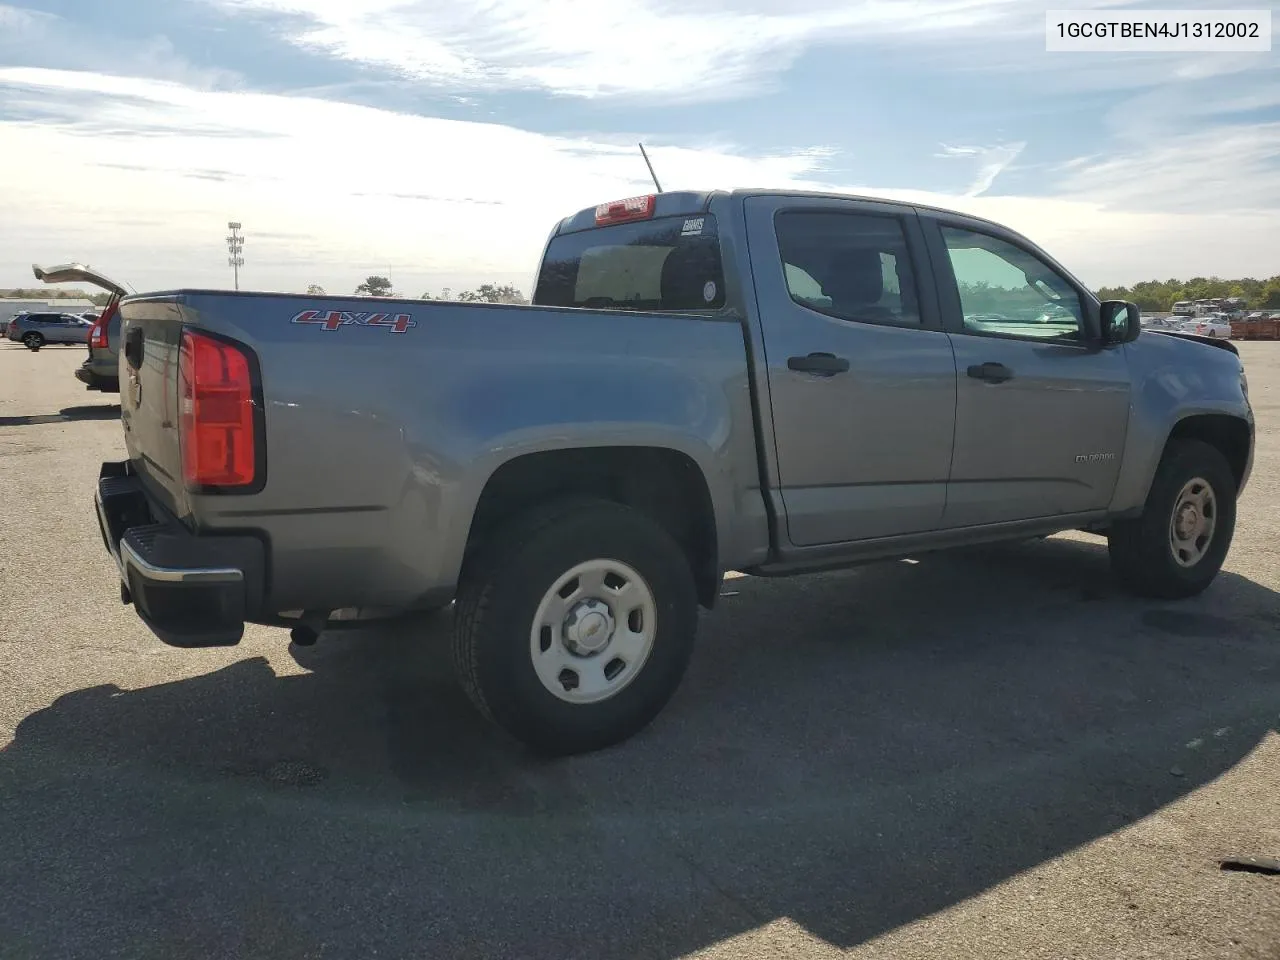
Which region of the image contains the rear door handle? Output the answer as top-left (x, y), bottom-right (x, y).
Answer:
top-left (788, 352), bottom-right (850, 376)
top-left (967, 361), bottom-right (1013, 383)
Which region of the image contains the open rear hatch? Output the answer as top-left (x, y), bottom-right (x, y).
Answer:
top-left (32, 262), bottom-right (129, 358)
top-left (32, 262), bottom-right (128, 297)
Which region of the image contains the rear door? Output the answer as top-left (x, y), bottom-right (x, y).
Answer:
top-left (921, 212), bottom-right (1131, 527)
top-left (743, 195), bottom-right (957, 546)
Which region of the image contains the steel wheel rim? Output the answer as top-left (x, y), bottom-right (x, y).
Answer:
top-left (1168, 476), bottom-right (1217, 568)
top-left (529, 558), bottom-right (657, 704)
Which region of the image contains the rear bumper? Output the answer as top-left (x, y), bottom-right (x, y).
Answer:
top-left (95, 460), bottom-right (266, 647)
top-left (76, 363), bottom-right (119, 392)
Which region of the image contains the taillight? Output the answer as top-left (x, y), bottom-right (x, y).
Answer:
top-left (594, 195), bottom-right (656, 226)
top-left (90, 298), bottom-right (117, 348)
top-left (179, 330), bottom-right (258, 489)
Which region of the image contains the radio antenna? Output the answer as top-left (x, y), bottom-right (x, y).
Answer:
top-left (638, 142), bottom-right (663, 193)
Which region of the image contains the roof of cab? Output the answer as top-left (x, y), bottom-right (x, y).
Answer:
top-left (553, 187), bottom-right (1013, 238)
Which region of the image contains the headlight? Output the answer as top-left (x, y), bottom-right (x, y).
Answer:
top-left (1240, 368), bottom-right (1249, 399)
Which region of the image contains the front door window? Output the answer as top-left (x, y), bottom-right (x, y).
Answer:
top-left (940, 227), bottom-right (1085, 342)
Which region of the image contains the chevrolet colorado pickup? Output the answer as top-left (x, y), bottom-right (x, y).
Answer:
top-left (94, 189), bottom-right (1254, 755)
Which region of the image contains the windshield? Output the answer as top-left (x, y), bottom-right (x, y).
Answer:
top-left (534, 214), bottom-right (726, 312)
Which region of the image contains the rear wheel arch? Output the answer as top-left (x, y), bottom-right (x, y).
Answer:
top-left (462, 446), bottom-right (721, 608)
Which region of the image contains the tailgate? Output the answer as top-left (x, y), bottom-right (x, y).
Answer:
top-left (118, 297), bottom-right (189, 519)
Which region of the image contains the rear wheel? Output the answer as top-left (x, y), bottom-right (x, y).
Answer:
top-left (23, 332), bottom-right (43, 351)
top-left (1108, 439), bottom-right (1236, 599)
top-left (452, 499), bottom-right (698, 756)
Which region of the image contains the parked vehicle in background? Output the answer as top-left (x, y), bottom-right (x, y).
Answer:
top-left (7, 312), bottom-right (93, 350)
top-left (31, 263), bottom-right (129, 392)
top-left (1193, 317), bottom-right (1232, 339)
top-left (92, 188), bottom-right (1253, 756)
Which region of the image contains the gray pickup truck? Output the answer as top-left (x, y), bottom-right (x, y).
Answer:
top-left (94, 189), bottom-right (1253, 755)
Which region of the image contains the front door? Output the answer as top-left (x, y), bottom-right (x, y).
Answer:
top-left (923, 215), bottom-right (1132, 528)
top-left (744, 196), bottom-right (958, 547)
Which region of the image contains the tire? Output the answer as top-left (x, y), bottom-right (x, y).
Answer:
top-left (452, 499), bottom-right (698, 756)
top-left (1108, 439), bottom-right (1237, 599)
top-left (23, 333), bottom-right (43, 351)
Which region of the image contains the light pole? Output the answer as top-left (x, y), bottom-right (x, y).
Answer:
top-left (226, 221), bottom-right (244, 290)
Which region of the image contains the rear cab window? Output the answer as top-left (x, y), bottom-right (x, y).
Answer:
top-left (534, 214), bottom-right (726, 312)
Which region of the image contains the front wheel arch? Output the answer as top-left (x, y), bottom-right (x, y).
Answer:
top-left (1164, 413), bottom-right (1252, 493)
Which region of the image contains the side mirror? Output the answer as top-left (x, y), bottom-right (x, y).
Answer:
top-left (1100, 300), bottom-right (1141, 344)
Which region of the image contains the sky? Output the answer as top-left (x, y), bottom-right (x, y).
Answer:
top-left (0, 0), bottom-right (1276, 297)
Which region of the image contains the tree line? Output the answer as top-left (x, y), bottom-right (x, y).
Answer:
top-left (1095, 276), bottom-right (1280, 313)
top-left (1, 288), bottom-right (113, 306)
top-left (307, 277), bottom-right (530, 304)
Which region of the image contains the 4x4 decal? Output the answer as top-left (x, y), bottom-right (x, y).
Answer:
top-left (291, 309), bottom-right (416, 333)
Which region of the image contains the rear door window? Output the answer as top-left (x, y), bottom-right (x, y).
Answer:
top-left (774, 211), bottom-right (922, 327)
top-left (535, 215), bottom-right (726, 312)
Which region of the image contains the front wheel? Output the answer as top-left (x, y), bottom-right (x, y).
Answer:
top-left (452, 499), bottom-right (698, 756)
top-left (1108, 439), bottom-right (1237, 599)
top-left (23, 333), bottom-right (43, 351)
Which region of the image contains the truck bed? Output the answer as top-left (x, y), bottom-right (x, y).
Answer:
top-left (116, 291), bottom-right (766, 620)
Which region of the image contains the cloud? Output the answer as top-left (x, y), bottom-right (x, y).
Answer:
top-left (207, 0), bottom-right (1034, 101)
top-left (0, 3), bottom-right (241, 90)
top-left (1054, 68), bottom-right (1280, 214)
top-left (0, 67), bottom-right (1276, 297)
top-left (204, 0), bottom-right (1277, 104)
top-left (936, 142), bottom-right (1026, 197)
top-left (1051, 124), bottom-right (1280, 214)
top-left (0, 68), bottom-right (835, 293)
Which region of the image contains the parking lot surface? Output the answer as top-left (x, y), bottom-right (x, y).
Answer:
top-left (1, 341), bottom-right (1277, 959)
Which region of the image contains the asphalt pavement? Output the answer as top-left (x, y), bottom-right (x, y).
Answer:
top-left (1, 341), bottom-right (1277, 960)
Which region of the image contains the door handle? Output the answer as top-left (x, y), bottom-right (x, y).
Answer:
top-left (788, 352), bottom-right (850, 376)
top-left (967, 361), bottom-right (1013, 383)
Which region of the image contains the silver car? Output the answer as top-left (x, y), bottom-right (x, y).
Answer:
top-left (7, 312), bottom-right (93, 350)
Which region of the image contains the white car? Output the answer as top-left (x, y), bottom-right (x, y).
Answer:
top-left (1192, 317), bottom-right (1232, 338)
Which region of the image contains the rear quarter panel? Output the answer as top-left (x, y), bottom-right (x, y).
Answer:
top-left (171, 294), bottom-right (767, 613)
